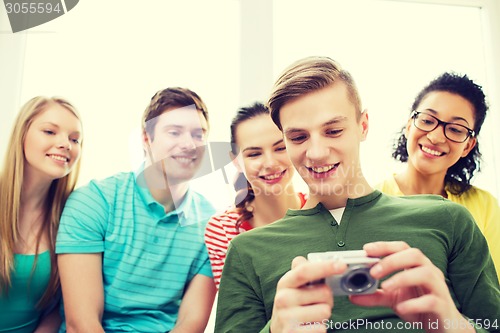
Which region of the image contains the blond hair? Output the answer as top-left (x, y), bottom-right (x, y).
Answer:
top-left (268, 56), bottom-right (362, 130)
top-left (0, 96), bottom-right (82, 308)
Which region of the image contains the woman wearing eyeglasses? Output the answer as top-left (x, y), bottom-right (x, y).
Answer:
top-left (377, 72), bottom-right (500, 277)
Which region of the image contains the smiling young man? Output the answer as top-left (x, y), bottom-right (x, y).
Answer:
top-left (215, 57), bottom-right (500, 333)
top-left (56, 88), bottom-right (216, 333)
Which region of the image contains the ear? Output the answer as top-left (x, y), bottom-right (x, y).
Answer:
top-left (461, 136), bottom-right (477, 158)
top-left (142, 130), bottom-right (153, 159)
top-left (230, 151), bottom-right (243, 172)
top-left (404, 117), bottom-right (412, 137)
top-left (359, 109), bottom-right (369, 141)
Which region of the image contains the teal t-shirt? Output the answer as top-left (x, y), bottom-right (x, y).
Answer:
top-left (56, 171), bottom-right (215, 332)
top-left (0, 251), bottom-right (51, 333)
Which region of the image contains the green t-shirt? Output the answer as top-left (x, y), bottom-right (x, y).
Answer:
top-left (216, 191), bottom-right (500, 333)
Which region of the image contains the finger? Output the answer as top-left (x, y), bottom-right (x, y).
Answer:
top-left (368, 247), bottom-right (432, 279)
top-left (293, 321), bottom-right (328, 333)
top-left (349, 290), bottom-right (393, 308)
top-left (272, 302), bottom-right (331, 333)
top-left (363, 241), bottom-right (411, 257)
top-left (291, 256), bottom-right (308, 270)
top-left (380, 265), bottom-right (445, 295)
top-left (274, 284), bottom-right (333, 310)
top-left (288, 321), bottom-right (327, 333)
top-left (393, 293), bottom-right (443, 315)
top-left (278, 260), bottom-right (347, 289)
top-left (286, 303), bottom-right (332, 327)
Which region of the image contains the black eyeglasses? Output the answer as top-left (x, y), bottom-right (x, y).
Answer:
top-left (411, 111), bottom-right (475, 143)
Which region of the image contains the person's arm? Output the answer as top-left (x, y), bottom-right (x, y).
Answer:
top-left (33, 307), bottom-right (61, 333)
top-left (204, 215), bottom-right (231, 288)
top-left (58, 253), bottom-right (105, 333)
top-left (483, 195), bottom-right (500, 278)
top-left (170, 274), bottom-right (216, 333)
top-left (269, 257), bottom-right (345, 333)
top-left (350, 241), bottom-right (478, 333)
top-left (215, 241), bottom-right (343, 333)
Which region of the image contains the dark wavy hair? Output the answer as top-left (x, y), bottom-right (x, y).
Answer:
top-left (392, 72), bottom-right (488, 195)
top-left (230, 102), bottom-right (270, 230)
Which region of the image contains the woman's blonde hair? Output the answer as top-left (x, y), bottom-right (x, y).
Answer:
top-left (0, 96), bottom-right (83, 308)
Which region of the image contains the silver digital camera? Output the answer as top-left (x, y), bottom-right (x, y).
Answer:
top-left (307, 250), bottom-right (380, 296)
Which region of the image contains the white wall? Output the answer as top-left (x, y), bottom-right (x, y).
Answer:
top-left (1, 0), bottom-right (242, 211)
top-left (0, 9), bottom-right (26, 163)
top-left (1, 0), bottom-right (498, 202)
top-left (271, 0), bottom-right (498, 196)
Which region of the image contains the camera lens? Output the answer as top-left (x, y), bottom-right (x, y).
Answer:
top-left (341, 266), bottom-right (375, 294)
top-left (349, 272), bottom-right (369, 288)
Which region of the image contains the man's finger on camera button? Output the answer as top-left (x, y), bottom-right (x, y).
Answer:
top-left (380, 265), bottom-right (444, 293)
top-left (363, 241), bottom-right (411, 257)
top-left (369, 248), bottom-right (431, 279)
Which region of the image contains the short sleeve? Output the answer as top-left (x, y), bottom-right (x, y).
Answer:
top-left (56, 181), bottom-right (109, 254)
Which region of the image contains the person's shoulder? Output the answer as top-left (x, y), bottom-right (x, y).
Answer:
top-left (374, 174), bottom-right (404, 196)
top-left (382, 192), bottom-right (445, 202)
top-left (206, 209), bottom-right (241, 240)
top-left (76, 172), bottom-right (133, 190)
top-left (70, 172), bottom-right (134, 200)
top-left (208, 209), bottom-right (240, 226)
top-left (190, 190), bottom-right (216, 210)
top-left (379, 191), bottom-right (465, 212)
top-left (379, 193), bottom-right (475, 231)
top-left (229, 212), bottom-right (295, 246)
top-left (461, 185), bottom-right (499, 203)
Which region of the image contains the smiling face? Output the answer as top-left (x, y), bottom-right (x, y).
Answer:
top-left (280, 82), bottom-right (369, 202)
top-left (233, 114), bottom-right (294, 196)
top-left (23, 103), bottom-right (82, 182)
top-left (143, 105), bottom-right (208, 184)
top-left (405, 91), bottom-right (476, 177)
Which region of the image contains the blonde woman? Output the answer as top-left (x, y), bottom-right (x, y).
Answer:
top-left (0, 97), bottom-right (83, 333)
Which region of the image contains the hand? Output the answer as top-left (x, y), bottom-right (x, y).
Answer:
top-left (270, 256), bottom-right (347, 333)
top-left (350, 241), bottom-right (475, 333)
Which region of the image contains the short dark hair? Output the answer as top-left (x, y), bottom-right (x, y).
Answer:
top-left (142, 87), bottom-right (208, 140)
top-left (392, 72), bottom-right (488, 195)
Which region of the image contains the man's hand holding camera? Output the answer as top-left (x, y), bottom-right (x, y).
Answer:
top-left (270, 241), bottom-right (476, 333)
top-left (270, 256), bottom-right (347, 333)
top-left (351, 241), bottom-right (476, 333)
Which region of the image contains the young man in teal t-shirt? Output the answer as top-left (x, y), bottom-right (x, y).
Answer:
top-left (56, 88), bottom-right (216, 333)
